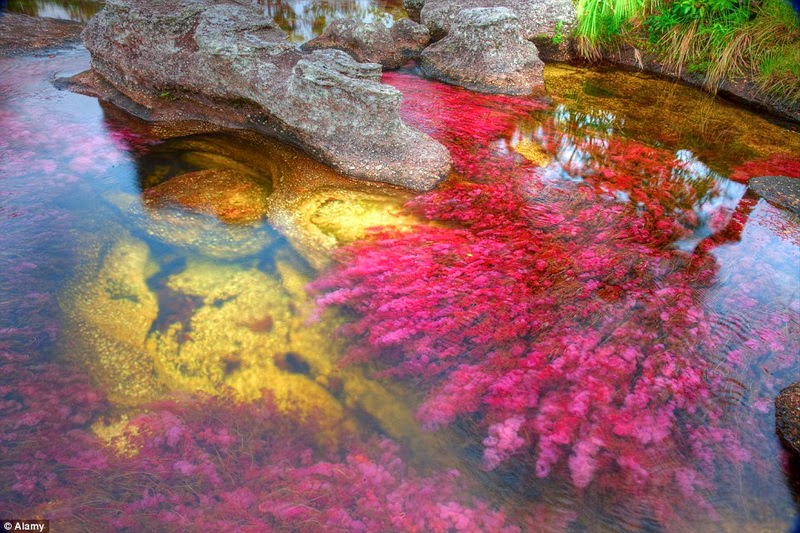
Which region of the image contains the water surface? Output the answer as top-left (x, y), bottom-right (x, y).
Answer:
top-left (7, 0), bottom-right (407, 41)
top-left (1, 36), bottom-right (799, 533)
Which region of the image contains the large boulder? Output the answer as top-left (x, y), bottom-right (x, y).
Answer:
top-left (777, 382), bottom-right (800, 454)
top-left (79, 0), bottom-right (450, 191)
top-left (420, 7), bottom-right (545, 95)
top-left (303, 18), bottom-right (430, 69)
top-left (419, 0), bottom-right (576, 41)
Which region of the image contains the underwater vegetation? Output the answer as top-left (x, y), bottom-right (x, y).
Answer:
top-left (2, 52), bottom-right (799, 530)
top-left (0, 60), bottom-right (517, 531)
top-left (311, 71), bottom-right (800, 528)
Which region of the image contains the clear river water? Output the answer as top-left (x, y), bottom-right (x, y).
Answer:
top-left (1, 3), bottom-right (799, 532)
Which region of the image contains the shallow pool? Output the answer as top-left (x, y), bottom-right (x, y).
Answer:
top-left (0, 34), bottom-right (798, 532)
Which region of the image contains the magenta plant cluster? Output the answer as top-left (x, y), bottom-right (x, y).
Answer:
top-left (310, 71), bottom-right (800, 527)
top-left (0, 67), bottom-right (520, 531)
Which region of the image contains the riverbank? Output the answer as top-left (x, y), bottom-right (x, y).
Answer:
top-left (0, 12), bottom-right (83, 53)
top-left (534, 37), bottom-right (800, 125)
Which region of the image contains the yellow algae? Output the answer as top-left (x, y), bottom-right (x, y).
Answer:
top-left (542, 64), bottom-right (800, 171)
top-left (91, 414), bottom-right (140, 457)
top-left (267, 186), bottom-right (420, 270)
top-left (142, 169), bottom-right (271, 224)
top-left (59, 233), bottom-right (164, 405)
top-left (512, 138), bottom-right (551, 167)
top-left (145, 260), bottom-right (346, 426)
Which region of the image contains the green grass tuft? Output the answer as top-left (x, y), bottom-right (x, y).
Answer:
top-left (573, 0), bottom-right (800, 105)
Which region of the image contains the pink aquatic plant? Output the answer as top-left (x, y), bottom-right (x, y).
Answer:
top-left (44, 396), bottom-right (518, 532)
top-left (312, 72), bottom-right (800, 528)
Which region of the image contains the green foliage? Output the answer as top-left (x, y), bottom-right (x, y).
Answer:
top-left (757, 44), bottom-right (800, 103)
top-left (576, 0), bottom-right (648, 57)
top-left (553, 20), bottom-right (566, 44)
top-left (574, 0), bottom-right (800, 104)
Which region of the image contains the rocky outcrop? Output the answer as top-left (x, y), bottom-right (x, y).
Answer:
top-left (0, 12), bottom-right (84, 54)
top-left (79, 0), bottom-right (450, 191)
top-left (420, 7), bottom-right (545, 95)
top-left (777, 382), bottom-right (800, 454)
top-left (303, 18), bottom-right (430, 69)
top-left (748, 176), bottom-right (800, 216)
top-left (419, 0), bottom-right (576, 41)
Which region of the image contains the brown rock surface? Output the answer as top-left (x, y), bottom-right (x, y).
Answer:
top-left (0, 12), bottom-right (83, 54)
top-left (777, 382), bottom-right (800, 454)
top-left (749, 176), bottom-right (800, 216)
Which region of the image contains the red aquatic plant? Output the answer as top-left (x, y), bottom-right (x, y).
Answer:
top-left (313, 72), bottom-right (799, 528)
top-left (729, 153), bottom-right (800, 183)
top-left (0, 81), bottom-right (518, 531)
top-left (41, 396), bottom-right (518, 533)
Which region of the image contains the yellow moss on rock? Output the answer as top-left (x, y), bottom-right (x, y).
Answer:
top-left (143, 169), bottom-right (271, 224)
top-left (513, 138), bottom-right (552, 167)
top-left (267, 186), bottom-right (420, 270)
top-left (59, 233), bottom-right (164, 405)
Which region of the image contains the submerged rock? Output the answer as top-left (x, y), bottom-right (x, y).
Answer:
top-left (78, 0), bottom-right (450, 191)
top-left (420, 7), bottom-right (545, 95)
top-left (60, 234), bottom-right (442, 451)
top-left (268, 183), bottom-right (422, 270)
top-left (303, 18), bottom-right (430, 69)
top-left (777, 382), bottom-right (800, 454)
top-left (419, 0), bottom-right (576, 41)
top-left (59, 233), bottom-right (164, 405)
top-left (105, 191), bottom-right (274, 260)
top-left (748, 176), bottom-right (800, 216)
top-left (143, 169), bottom-right (271, 224)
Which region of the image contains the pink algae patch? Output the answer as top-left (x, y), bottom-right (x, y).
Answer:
top-left (729, 154), bottom-right (800, 183)
top-left (312, 72), bottom-right (800, 528)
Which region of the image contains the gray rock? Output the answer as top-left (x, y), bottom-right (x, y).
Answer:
top-left (303, 18), bottom-right (430, 69)
top-left (80, 0), bottom-right (450, 191)
top-left (404, 0), bottom-right (426, 22)
top-left (420, 7), bottom-right (545, 95)
top-left (777, 382), bottom-right (800, 455)
top-left (749, 176), bottom-right (800, 216)
top-left (420, 0), bottom-right (576, 41)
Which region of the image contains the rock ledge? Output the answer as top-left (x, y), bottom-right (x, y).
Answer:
top-left (78, 0), bottom-right (450, 191)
